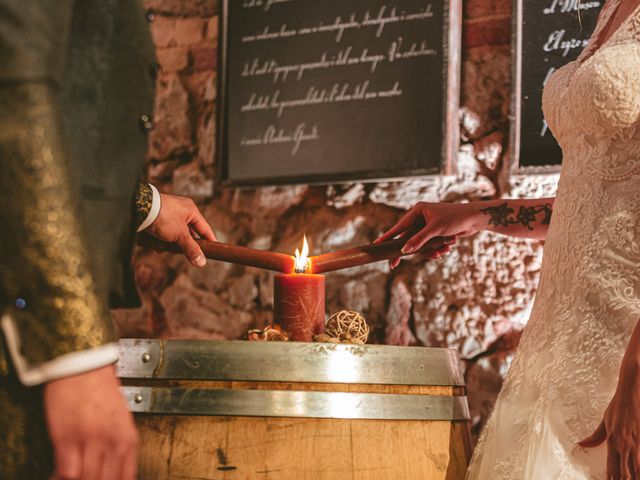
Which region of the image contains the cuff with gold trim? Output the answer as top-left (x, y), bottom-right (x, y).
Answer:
top-left (137, 183), bottom-right (161, 232)
top-left (1, 314), bottom-right (119, 386)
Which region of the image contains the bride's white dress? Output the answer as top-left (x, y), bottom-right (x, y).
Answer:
top-left (466, 1), bottom-right (640, 479)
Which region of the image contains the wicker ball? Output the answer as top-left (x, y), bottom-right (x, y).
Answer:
top-left (324, 310), bottom-right (369, 344)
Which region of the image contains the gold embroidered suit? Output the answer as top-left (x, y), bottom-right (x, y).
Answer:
top-left (0, 0), bottom-right (156, 477)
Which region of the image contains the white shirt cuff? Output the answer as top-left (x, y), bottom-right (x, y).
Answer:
top-left (137, 183), bottom-right (161, 232)
top-left (1, 314), bottom-right (119, 386)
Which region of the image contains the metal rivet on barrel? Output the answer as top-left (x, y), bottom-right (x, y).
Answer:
top-left (134, 394), bottom-right (144, 404)
top-left (141, 352), bottom-right (151, 363)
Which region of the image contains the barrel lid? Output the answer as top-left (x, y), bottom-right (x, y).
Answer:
top-left (116, 339), bottom-right (465, 387)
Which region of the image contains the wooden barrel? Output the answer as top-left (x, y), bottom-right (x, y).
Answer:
top-left (117, 339), bottom-right (472, 480)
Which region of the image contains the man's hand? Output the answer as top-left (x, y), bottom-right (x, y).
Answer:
top-left (44, 365), bottom-right (138, 480)
top-left (146, 193), bottom-right (216, 267)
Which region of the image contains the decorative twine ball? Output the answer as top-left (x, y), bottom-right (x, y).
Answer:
top-left (324, 310), bottom-right (369, 344)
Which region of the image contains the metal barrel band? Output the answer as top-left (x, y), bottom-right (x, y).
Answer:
top-left (116, 339), bottom-right (465, 387)
top-left (122, 386), bottom-right (470, 421)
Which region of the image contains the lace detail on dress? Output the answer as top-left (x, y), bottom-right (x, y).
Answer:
top-left (570, 44), bottom-right (640, 132)
top-left (467, 2), bottom-right (640, 479)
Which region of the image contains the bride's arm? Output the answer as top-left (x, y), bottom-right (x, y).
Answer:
top-left (377, 197), bottom-right (555, 247)
top-left (376, 198), bottom-right (555, 268)
top-left (466, 198), bottom-right (555, 241)
top-left (579, 317), bottom-right (640, 478)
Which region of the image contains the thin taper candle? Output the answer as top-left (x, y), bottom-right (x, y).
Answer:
top-left (308, 236), bottom-right (450, 274)
top-left (137, 234), bottom-right (295, 273)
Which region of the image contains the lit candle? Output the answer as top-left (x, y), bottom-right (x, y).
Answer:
top-left (137, 233), bottom-right (295, 273)
top-left (308, 236), bottom-right (454, 274)
top-left (273, 236), bottom-right (325, 341)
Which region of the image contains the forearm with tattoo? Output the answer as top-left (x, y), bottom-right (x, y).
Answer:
top-left (480, 202), bottom-right (553, 230)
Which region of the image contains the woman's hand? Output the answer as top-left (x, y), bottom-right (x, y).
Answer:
top-left (375, 202), bottom-right (479, 268)
top-left (146, 193), bottom-right (216, 267)
top-left (375, 198), bottom-right (556, 268)
top-left (376, 202), bottom-right (479, 251)
top-left (579, 359), bottom-right (640, 479)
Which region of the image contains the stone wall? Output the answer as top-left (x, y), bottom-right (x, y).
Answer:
top-left (112, 0), bottom-right (560, 441)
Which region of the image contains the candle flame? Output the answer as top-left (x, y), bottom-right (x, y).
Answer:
top-left (294, 235), bottom-right (311, 273)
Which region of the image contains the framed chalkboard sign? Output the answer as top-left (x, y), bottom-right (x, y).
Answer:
top-left (511, 0), bottom-right (603, 171)
top-left (218, 0), bottom-right (462, 186)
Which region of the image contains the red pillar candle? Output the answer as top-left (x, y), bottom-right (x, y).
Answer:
top-left (273, 236), bottom-right (325, 341)
top-left (273, 273), bottom-right (325, 341)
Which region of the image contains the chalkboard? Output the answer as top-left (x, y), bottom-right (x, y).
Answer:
top-left (511, 0), bottom-right (603, 170)
top-left (218, 0), bottom-right (462, 186)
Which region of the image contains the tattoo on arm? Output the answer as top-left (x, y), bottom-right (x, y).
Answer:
top-left (480, 202), bottom-right (553, 230)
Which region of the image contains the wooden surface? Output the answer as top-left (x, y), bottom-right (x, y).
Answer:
top-left (124, 379), bottom-right (463, 396)
top-left (132, 380), bottom-right (472, 480)
top-left (136, 416), bottom-right (471, 480)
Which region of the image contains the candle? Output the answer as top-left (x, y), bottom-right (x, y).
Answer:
top-left (138, 233), bottom-right (452, 276)
top-left (308, 236), bottom-right (453, 274)
top-left (273, 236), bottom-right (325, 341)
top-left (137, 233), bottom-right (295, 273)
